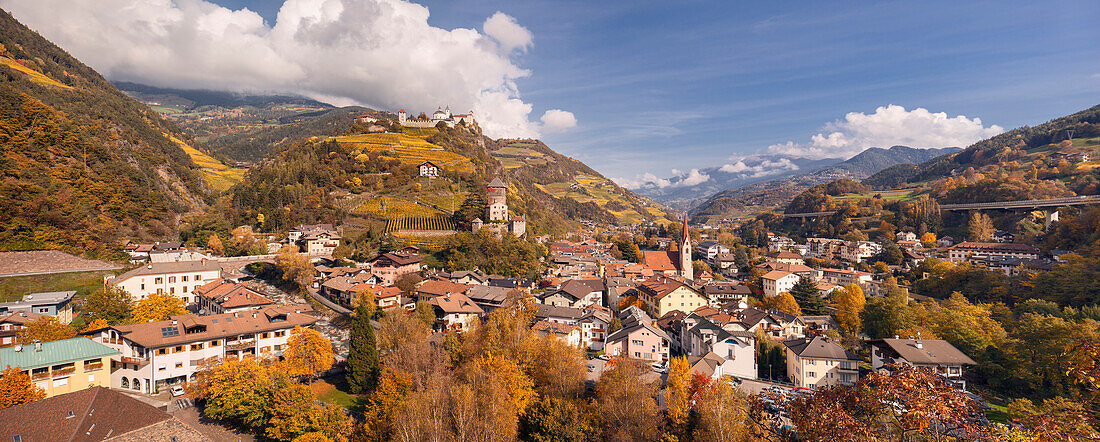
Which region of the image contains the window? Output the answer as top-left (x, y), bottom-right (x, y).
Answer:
top-left (158, 366), bottom-right (166, 372)
top-left (174, 362), bottom-right (183, 368)
top-left (38, 308), bottom-right (49, 313)
top-left (807, 359), bottom-right (816, 365)
top-left (210, 340), bottom-right (220, 346)
top-left (88, 374), bottom-right (95, 382)
top-left (183, 286), bottom-right (188, 293)
top-left (274, 331), bottom-right (285, 338)
top-left (54, 377), bottom-right (68, 386)
top-left (182, 275), bottom-right (188, 282)
top-left (156, 289), bottom-right (163, 295)
top-left (157, 349), bottom-right (167, 355)
top-left (174, 346), bottom-right (184, 353)
top-left (195, 274), bottom-right (202, 281)
top-left (274, 345), bottom-right (282, 351)
top-left (168, 276), bottom-right (176, 283)
top-left (155, 277), bottom-right (163, 284)
top-left (260, 332), bottom-right (270, 339)
top-left (170, 287), bottom-right (175, 294)
top-left (807, 371), bottom-right (816, 378)
top-left (190, 343), bottom-right (203, 351)
top-left (140, 283), bottom-right (145, 290)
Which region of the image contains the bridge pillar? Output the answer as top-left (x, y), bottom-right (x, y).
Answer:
top-left (1046, 210), bottom-right (1059, 229)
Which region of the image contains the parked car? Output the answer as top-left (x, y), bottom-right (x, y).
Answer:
top-left (170, 385), bottom-right (185, 397)
top-left (651, 363), bottom-right (668, 374)
top-left (597, 354), bottom-right (611, 361)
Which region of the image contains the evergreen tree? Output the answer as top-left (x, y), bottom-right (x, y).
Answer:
top-left (789, 277), bottom-right (826, 315)
top-left (346, 297), bottom-right (380, 394)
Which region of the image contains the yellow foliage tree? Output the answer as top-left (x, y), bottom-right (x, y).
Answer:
top-left (17, 317), bottom-right (76, 344)
top-left (131, 292), bottom-right (186, 323)
top-left (833, 284), bottom-right (866, 337)
top-left (276, 245), bottom-right (315, 289)
top-left (284, 326), bottom-right (335, 382)
top-left (759, 292), bottom-right (802, 316)
top-left (665, 356), bottom-right (692, 437)
top-left (0, 366), bottom-right (46, 409)
top-left (920, 232), bottom-right (937, 248)
top-left (81, 318), bottom-right (110, 334)
top-left (208, 233), bottom-right (225, 256)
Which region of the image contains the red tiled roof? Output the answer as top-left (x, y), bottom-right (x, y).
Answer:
top-left (643, 251), bottom-right (678, 272)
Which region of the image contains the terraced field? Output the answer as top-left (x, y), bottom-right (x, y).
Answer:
top-left (401, 127), bottom-right (439, 138)
top-left (536, 177), bottom-right (667, 224)
top-left (356, 196), bottom-right (446, 218)
top-left (168, 135), bottom-right (247, 192)
top-left (386, 216), bottom-right (456, 232)
top-left (392, 232), bottom-right (453, 248)
top-left (491, 144), bottom-right (551, 169)
top-left (330, 133), bottom-right (474, 174)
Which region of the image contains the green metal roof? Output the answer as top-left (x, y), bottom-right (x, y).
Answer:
top-left (0, 337), bottom-right (120, 370)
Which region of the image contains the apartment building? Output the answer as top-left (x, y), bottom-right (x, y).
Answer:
top-left (106, 260), bottom-right (222, 304)
top-left (761, 270), bottom-right (800, 297)
top-left (0, 338), bottom-right (118, 398)
top-left (784, 336), bottom-right (860, 388)
top-left (0, 291), bottom-right (75, 324)
top-left (947, 242), bottom-right (1041, 263)
top-left (85, 304), bottom-right (317, 394)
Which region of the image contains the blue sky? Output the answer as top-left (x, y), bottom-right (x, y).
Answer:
top-left (218, 0), bottom-right (1099, 181)
top-left (17, 0), bottom-right (1097, 182)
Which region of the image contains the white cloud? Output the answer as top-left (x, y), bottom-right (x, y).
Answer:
top-left (483, 11), bottom-right (532, 54)
top-left (766, 105), bottom-right (1004, 159)
top-left (540, 109), bottom-right (577, 132)
top-left (718, 157), bottom-right (800, 177)
top-left (1, 0), bottom-right (563, 139)
top-left (614, 168), bottom-right (708, 189)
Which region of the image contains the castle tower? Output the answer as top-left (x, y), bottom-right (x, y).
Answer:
top-left (680, 214), bottom-right (692, 280)
top-left (487, 177), bottom-right (508, 222)
top-left (398, 109), bottom-right (407, 123)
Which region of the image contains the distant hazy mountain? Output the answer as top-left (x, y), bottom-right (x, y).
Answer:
top-left (114, 81), bottom-right (332, 110)
top-left (631, 156), bottom-right (841, 208)
top-left (689, 145), bottom-right (961, 221)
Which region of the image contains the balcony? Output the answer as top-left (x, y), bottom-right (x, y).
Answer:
top-left (118, 356), bottom-right (150, 365)
top-left (31, 371), bottom-right (49, 381)
top-left (101, 338), bottom-right (123, 345)
top-left (838, 365), bottom-right (859, 373)
top-left (225, 339), bottom-right (256, 351)
top-left (52, 367), bottom-right (75, 377)
top-left (83, 361), bottom-right (103, 372)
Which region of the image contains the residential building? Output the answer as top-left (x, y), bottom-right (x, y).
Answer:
top-left (464, 285), bottom-right (510, 313)
top-left (765, 250), bottom-right (804, 265)
top-left (634, 276), bottom-right (709, 318)
top-left (418, 160), bottom-right (440, 177)
top-left (106, 260), bottom-right (222, 304)
top-left (784, 336), bottom-right (860, 388)
top-left (756, 261), bottom-right (821, 280)
top-left (0, 291), bottom-right (76, 324)
top-left (682, 316), bottom-right (756, 378)
top-left (532, 320), bottom-right (582, 348)
top-left (367, 252), bottom-right (423, 286)
top-left (444, 270), bottom-right (491, 285)
top-left (869, 338), bottom-right (976, 389)
top-left (761, 270), bottom-right (799, 297)
top-left (840, 241), bottom-right (883, 263)
top-left (806, 238), bottom-right (845, 259)
top-left (429, 293), bottom-right (483, 332)
top-left (193, 279), bottom-right (274, 315)
top-left (538, 279), bottom-right (605, 308)
top-left (694, 240), bottom-right (730, 261)
top-left (947, 242), bottom-right (1040, 263)
top-left (897, 231), bottom-right (918, 242)
top-left (0, 338), bottom-right (118, 398)
top-left (0, 311), bottom-right (44, 346)
top-left (605, 307), bottom-right (670, 365)
top-left (0, 386), bottom-right (209, 441)
top-left (820, 268), bottom-right (873, 286)
top-left (288, 224), bottom-right (340, 255)
top-left (578, 305), bottom-right (611, 351)
top-left (534, 304), bottom-right (584, 324)
top-left (416, 279), bottom-right (471, 302)
top-left (711, 252), bottom-right (738, 276)
top-left (87, 305), bottom-right (317, 393)
top-left (703, 283), bottom-right (752, 307)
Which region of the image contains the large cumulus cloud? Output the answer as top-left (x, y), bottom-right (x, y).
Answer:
top-left (767, 105), bottom-right (1004, 159)
top-left (1, 0), bottom-right (572, 138)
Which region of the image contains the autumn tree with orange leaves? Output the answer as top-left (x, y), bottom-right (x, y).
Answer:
top-left (0, 367), bottom-right (45, 409)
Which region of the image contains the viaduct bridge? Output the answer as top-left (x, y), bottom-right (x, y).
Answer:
top-left (782, 195), bottom-right (1100, 218)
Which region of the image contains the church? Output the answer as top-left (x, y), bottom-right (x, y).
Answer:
top-left (472, 177), bottom-right (526, 237)
top-left (642, 216), bottom-right (693, 281)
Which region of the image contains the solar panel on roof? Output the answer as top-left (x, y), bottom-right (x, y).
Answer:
top-left (160, 326), bottom-right (179, 337)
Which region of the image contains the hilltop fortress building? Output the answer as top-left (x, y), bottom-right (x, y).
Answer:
top-left (398, 106), bottom-right (475, 128)
top-left (472, 177), bottom-right (526, 237)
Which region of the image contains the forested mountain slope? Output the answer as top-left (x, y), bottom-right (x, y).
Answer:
top-left (0, 9), bottom-right (209, 259)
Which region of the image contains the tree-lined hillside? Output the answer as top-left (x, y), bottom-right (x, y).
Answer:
top-left (0, 9), bottom-right (209, 259)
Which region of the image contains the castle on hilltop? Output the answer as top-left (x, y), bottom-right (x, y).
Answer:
top-left (472, 177), bottom-right (526, 237)
top-left (398, 106), bottom-right (475, 128)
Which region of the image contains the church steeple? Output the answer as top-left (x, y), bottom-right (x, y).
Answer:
top-left (680, 214), bottom-right (692, 280)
